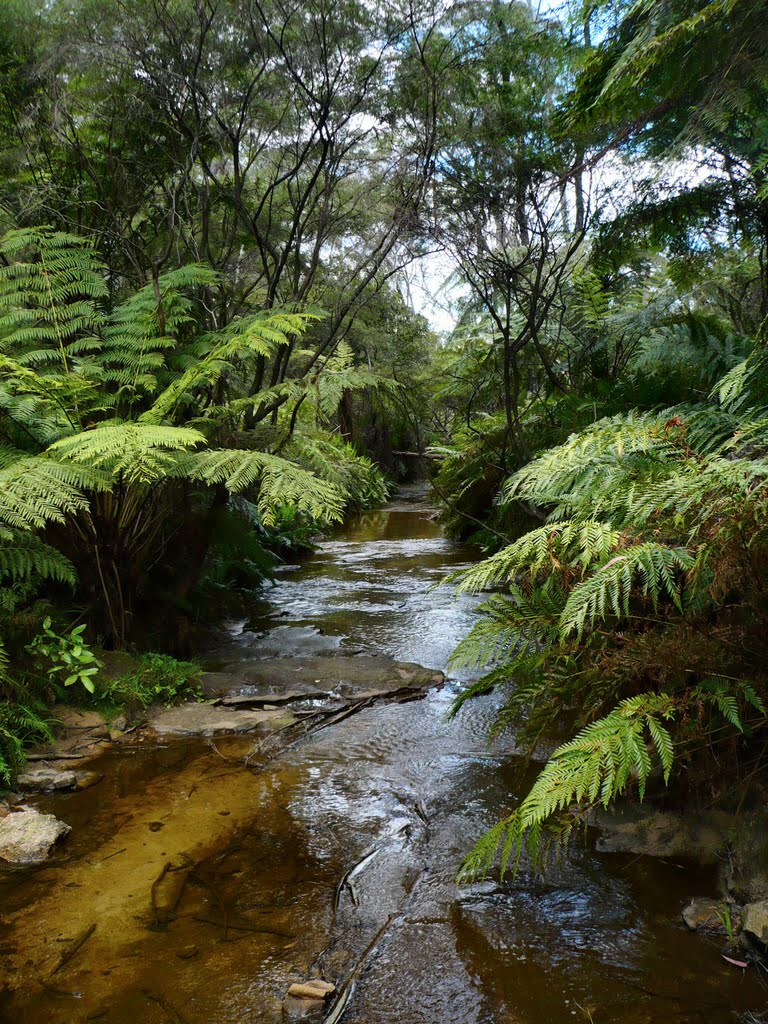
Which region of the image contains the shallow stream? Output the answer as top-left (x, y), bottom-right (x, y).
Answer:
top-left (1, 489), bottom-right (765, 1023)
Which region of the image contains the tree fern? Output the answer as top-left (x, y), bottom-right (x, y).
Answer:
top-left (0, 227), bottom-right (106, 381)
top-left (50, 422), bottom-right (205, 485)
top-left (188, 449), bottom-right (345, 524)
top-left (141, 311), bottom-right (313, 424)
top-left (0, 455), bottom-right (97, 529)
top-left (452, 357), bottom-right (768, 879)
top-left (0, 528), bottom-right (76, 586)
top-left (559, 542), bottom-right (697, 638)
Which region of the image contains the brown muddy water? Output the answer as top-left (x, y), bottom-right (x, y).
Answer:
top-left (1, 489), bottom-right (766, 1023)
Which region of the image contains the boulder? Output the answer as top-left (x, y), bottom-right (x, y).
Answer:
top-left (53, 707), bottom-right (110, 738)
top-left (743, 899), bottom-right (768, 944)
top-left (0, 807), bottom-right (71, 864)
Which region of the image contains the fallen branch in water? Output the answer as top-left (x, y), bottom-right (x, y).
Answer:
top-left (321, 868), bottom-right (427, 1024)
top-left (50, 923), bottom-right (96, 976)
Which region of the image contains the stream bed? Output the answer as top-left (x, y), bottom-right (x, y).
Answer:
top-left (1, 489), bottom-right (765, 1023)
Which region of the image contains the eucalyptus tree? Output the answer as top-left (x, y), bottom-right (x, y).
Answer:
top-left (0, 0), bottom-right (447, 434)
top-left (433, 0), bottom-right (590, 463)
top-left (571, 0), bottom-right (768, 334)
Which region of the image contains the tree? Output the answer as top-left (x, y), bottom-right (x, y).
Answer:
top-left (0, 226), bottom-right (387, 647)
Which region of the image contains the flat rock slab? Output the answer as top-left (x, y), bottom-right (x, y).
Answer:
top-left (593, 806), bottom-right (727, 863)
top-left (15, 766), bottom-right (102, 793)
top-left (149, 703), bottom-right (290, 737)
top-left (203, 655), bottom-right (444, 699)
top-left (0, 807), bottom-right (71, 864)
top-left (16, 766), bottom-right (80, 792)
top-left (217, 689), bottom-right (331, 709)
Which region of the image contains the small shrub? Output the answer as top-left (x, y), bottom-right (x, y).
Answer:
top-left (103, 653), bottom-right (202, 708)
top-left (26, 618), bottom-right (103, 697)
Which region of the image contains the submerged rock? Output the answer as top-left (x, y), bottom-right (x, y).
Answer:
top-left (282, 979), bottom-right (335, 1019)
top-left (282, 994), bottom-right (326, 1019)
top-left (0, 807), bottom-right (71, 864)
top-left (592, 806), bottom-right (725, 863)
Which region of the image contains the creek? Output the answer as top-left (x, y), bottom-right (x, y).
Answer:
top-left (1, 488), bottom-right (764, 1023)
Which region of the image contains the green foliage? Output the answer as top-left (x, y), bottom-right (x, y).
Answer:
top-left (27, 617), bottom-right (103, 695)
top-left (0, 700), bottom-right (53, 787)
top-left (290, 434), bottom-right (390, 513)
top-left (0, 226), bottom-right (388, 648)
top-left (101, 653), bottom-right (202, 708)
top-left (459, 693), bottom-right (678, 881)
top-left (452, 352), bottom-right (768, 877)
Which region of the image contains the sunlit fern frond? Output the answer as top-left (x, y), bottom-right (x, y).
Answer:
top-left (49, 422), bottom-right (205, 486)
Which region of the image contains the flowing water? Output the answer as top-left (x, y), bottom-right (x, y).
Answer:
top-left (1, 489), bottom-right (765, 1023)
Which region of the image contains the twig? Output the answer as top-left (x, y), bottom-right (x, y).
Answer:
top-left (98, 847), bottom-right (127, 863)
top-left (50, 923), bottom-right (96, 976)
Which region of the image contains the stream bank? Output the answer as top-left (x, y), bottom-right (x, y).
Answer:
top-left (1, 489), bottom-right (766, 1023)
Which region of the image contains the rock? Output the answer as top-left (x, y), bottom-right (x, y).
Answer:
top-left (287, 981), bottom-right (335, 999)
top-left (682, 898), bottom-right (739, 934)
top-left (743, 899), bottom-right (768, 944)
top-left (592, 806), bottom-right (725, 863)
top-left (75, 771), bottom-right (102, 790)
top-left (149, 702), bottom-right (287, 737)
top-left (0, 807), bottom-right (71, 864)
top-left (722, 815), bottom-right (768, 903)
top-left (203, 655), bottom-right (445, 699)
top-left (108, 715), bottom-right (128, 741)
top-left (282, 995), bottom-right (327, 1020)
top-left (218, 690), bottom-right (330, 709)
top-left (15, 766), bottom-right (79, 792)
top-left (15, 766), bottom-right (102, 793)
top-left (53, 707), bottom-right (110, 738)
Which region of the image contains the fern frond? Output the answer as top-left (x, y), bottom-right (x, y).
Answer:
top-left (559, 543), bottom-right (696, 637)
top-left (187, 449), bottom-right (345, 524)
top-left (458, 692), bottom-right (678, 882)
top-left (49, 422), bottom-right (204, 485)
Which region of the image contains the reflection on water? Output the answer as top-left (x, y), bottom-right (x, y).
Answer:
top-left (219, 503), bottom-right (482, 676)
top-left (1, 492), bottom-right (765, 1024)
